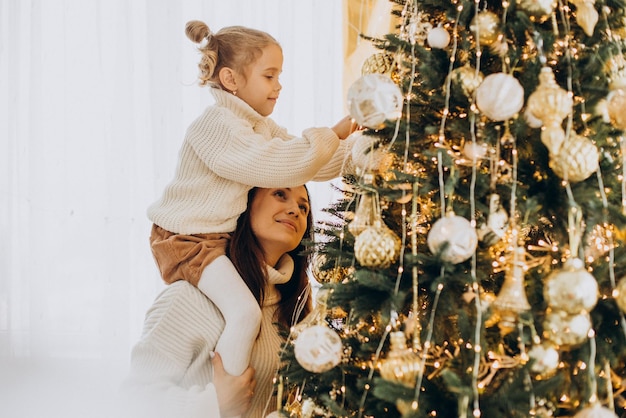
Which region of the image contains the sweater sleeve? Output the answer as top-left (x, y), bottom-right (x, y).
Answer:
top-left (310, 130), bottom-right (359, 181)
top-left (120, 283), bottom-right (223, 418)
top-left (188, 109), bottom-right (342, 188)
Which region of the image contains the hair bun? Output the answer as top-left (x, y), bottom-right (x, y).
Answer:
top-left (185, 20), bottom-right (210, 43)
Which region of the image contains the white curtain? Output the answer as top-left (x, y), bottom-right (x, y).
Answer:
top-left (0, 1), bottom-right (345, 416)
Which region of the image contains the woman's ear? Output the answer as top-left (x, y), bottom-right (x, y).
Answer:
top-left (219, 67), bottom-right (238, 92)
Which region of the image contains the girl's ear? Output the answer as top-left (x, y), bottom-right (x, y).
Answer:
top-left (219, 67), bottom-right (238, 92)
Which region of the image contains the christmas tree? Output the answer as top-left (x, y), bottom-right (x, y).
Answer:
top-left (274, 0), bottom-right (626, 416)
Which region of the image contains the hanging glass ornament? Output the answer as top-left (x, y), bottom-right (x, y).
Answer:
top-left (311, 253), bottom-right (352, 284)
top-left (347, 74), bottom-right (404, 130)
top-left (354, 219), bottom-right (402, 268)
top-left (528, 342), bottom-right (560, 377)
top-left (542, 310), bottom-right (592, 348)
top-left (491, 246), bottom-right (531, 334)
top-left (614, 276), bottom-right (626, 313)
top-left (570, 0), bottom-right (599, 37)
top-left (348, 173), bottom-right (378, 237)
top-left (572, 403), bottom-right (619, 418)
top-left (361, 52), bottom-right (402, 85)
top-left (524, 107), bottom-right (544, 128)
top-left (427, 210), bottom-right (478, 264)
top-left (549, 134), bottom-right (599, 182)
top-left (470, 10), bottom-right (501, 46)
top-left (544, 258), bottom-right (599, 314)
top-left (526, 67), bottom-right (574, 155)
top-left (607, 88), bottom-right (626, 130)
top-left (476, 73), bottom-right (525, 121)
top-left (427, 25), bottom-right (450, 49)
top-left (448, 64), bottom-right (484, 99)
top-left (517, 0), bottom-right (557, 22)
top-left (462, 140), bottom-right (489, 162)
top-left (477, 193), bottom-right (509, 246)
top-left (379, 331), bottom-right (422, 387)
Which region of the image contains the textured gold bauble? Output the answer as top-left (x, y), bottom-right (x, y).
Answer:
top-left (311, 253), bottom-right (352, 284)
top-left (361, 52), bottom-right (402, 85)
top-left (470, 11), bottom-right (501, 46)
top-left (354, 221), bottom-right (401, 268)
top-left (448, 64), bottom-right (484, 98)
top-left (549, 134), bottom-right (599, 182)
top-left (379, 331), bottom-right (421, 387)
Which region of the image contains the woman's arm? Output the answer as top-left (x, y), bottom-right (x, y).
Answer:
top-left (121, 282), bottom-right (254, 418)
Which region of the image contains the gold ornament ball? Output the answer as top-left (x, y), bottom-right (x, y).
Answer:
top-left (470, 11), bottom-right (501, 46)
top-left (354, 221), bottom-right (401, 268)
top-left (549, 134), bottom-right (599, 182)
top-left (362, 52), bottom-right (401, 85)
top-left (448, 64), bottom-right (484, 98)
top-left (311, 253), bottom-right (351, 284)
top-left (379, 331), bottom-right (421, 387)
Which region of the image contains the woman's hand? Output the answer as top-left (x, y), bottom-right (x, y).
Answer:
top-left (212, 352), bottom-right (256, 417)
top-left (331, 115), bottom-right (359, 139)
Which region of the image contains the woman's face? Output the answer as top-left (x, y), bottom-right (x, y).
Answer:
top-left (249, 186), bottom-right (310, 265)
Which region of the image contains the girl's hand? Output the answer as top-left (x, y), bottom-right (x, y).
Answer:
top-left (212, 352), bottom-right (256, 417)
top-left (332, 115), bottom-right (359, 140)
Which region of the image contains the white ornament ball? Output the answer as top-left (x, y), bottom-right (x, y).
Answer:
top-left (294, 324), bottom-right (343, 373)
top-left (542, 311), bottom-right (591, 348)
top-left (614, 276), bottom-right (626, 313)
top-left (427, 213), bottom-right (478, 264)
top-left (476, 73), bottom-right (525, 121)
top-left (528, 343), bottom-right (560, 376)
top-left (572, 403), bottom-right (619, 418)
top-left (462, 141), bottom-right (489, 161)
top-left (347, 74), bottom-right (404, 129)
top-left (607, 88), bottom-right (626, 130)
top-left (427, 26), bottom-right (451, 49)
top-left (349, 131), bottom-right (386, 173)
top-left (544, 258), bottom-right (599, 314)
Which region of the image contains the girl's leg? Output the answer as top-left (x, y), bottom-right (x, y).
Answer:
top-left (198, 255), bottom-right (262, 376)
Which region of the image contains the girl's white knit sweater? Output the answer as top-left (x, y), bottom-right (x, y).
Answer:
top-left (122, 255), bottom-right (297, 418)
top-left (148, 88), bottom-right (355, 235)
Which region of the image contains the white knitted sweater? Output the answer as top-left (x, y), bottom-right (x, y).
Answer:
top-left (122, 255), bottom-right (297, 418)
top-left (148, 88), bottom-right (354, 234)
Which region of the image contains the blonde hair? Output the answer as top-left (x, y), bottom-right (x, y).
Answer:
top-left (185, 20), bottom-right (281, 88)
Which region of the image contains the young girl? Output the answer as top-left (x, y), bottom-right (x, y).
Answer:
top-left (147, 20), bottom-right (356, 380)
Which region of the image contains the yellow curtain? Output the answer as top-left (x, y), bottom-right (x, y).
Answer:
top-left (343, 0), bottom-right (400, 96)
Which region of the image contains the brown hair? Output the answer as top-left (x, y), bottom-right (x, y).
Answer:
top-left (228, 187), bottom-right (313, 328)
top-left (185, 20), bottom-right (281, 88)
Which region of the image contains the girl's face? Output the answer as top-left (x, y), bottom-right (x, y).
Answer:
top-left (235, 44), bottom-right (283, 116)
top-left (249, 186), bottom-right (310, 266)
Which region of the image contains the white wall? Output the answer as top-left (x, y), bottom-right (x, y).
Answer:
top-left (0, 1), bottom-right (346, 416)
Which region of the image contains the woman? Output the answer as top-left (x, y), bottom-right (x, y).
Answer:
top-left (123, 186), bottom-right (314, 418)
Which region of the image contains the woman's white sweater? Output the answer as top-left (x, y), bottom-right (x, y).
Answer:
top-left (122, 256), bottom-right (296, 418)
